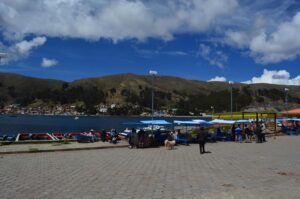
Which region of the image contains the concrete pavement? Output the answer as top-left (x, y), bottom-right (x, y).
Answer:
top-left (0, 141), bottom-right (128, 154)
top-left (0, 136), bottom-right (300, 199)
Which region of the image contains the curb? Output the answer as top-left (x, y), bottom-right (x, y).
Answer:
top-left (0, 144), bottom-right (129, 155)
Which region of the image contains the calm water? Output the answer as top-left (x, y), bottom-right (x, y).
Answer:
top-left (0, 115), bottom-right (205, 136)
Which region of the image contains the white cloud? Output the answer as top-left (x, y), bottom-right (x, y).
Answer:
top-left (0, 0), bottom-right (238, 42)
top-left (225, 31), bottom-right (249, 49)
top-left (243, 69), bottom-right (300, 85)
top-left (0, 36), bottom-right (47, 64)
top-left (14, 37), bottom-right (46, 56)
top-left (1, 0), bottom-right (300, 65)
top-left (208, 76), bottom-right (227, 82)
top-left (41, 58), bottom-right (58, 68)
top-left (249, 13), bottom-right (300, 64)
top-left (198, 44), bottom-right (228, 68)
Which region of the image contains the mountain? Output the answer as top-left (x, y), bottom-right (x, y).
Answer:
top-left (0, 72), bottom-right (299, 115)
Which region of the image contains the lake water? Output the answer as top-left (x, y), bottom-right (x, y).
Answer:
top-left (0, 115), bottom-right (206, 136)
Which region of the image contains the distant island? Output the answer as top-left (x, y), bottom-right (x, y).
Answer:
top-left (0, 72), bottom-right (299, 116)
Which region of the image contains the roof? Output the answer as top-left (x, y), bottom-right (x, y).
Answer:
top-left (282, 108), bottom-right (300, 115)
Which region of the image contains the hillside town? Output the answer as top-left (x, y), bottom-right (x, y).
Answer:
top-left (0, 103), bottom-right (180, 117)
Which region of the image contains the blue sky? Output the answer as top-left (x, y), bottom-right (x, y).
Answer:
top-left (1, 0), bottom-right (300, 85)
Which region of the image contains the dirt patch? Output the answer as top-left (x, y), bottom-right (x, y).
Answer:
top-left (277, 172), bottom-right (288, 176)
top-left (222, 183), bottom-right (234, 187)
top-left (277, 171), bottom-right (300, 177)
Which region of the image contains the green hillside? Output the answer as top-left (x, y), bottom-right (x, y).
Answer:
top-left (0, 72), bottom-right (299, 115)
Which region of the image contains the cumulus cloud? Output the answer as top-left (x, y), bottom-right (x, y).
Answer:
top-left (1, 0), bottom-right (300, 65)
top-left (41, 58), bottom-right (58, 68)
top-left (198, 44), bottom-right (228, 68)
top-left (249, 13), bottom-right (300, 64)
top-left (225, 31), bottom-right (250, 49)
top-left (243, 69), bottom-right (300, 85)
top-left (0, 0), bottom-right (238, 42)
top-left (14, 37), bottom-right (46, 56)
top-left (208, 76), bottom-right (227, 82)
top-left (0, 36), bottom-right (47, 64)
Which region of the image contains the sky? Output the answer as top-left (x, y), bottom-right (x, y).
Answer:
top-left (0, 0), bottom-right (300, 85)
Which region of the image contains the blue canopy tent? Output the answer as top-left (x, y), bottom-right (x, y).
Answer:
top-left (140, 120), bottom-right (171, 125)
top-left (122, 120), bottom-right (172, 147)
top-left (210, 119), bottom-right (235, 124)
top-left (123, 120), bottom-right (171, 125)
top-left (122, 122), bottom-right (145, 126)
top-left (277, 118), bottom-right (300, 122)
top-left (208, 119), bottom-right (236, 141)
top-left (235, 119), bottom-right (252, 124)
top-left (192, 119), bottom-right (213, 126)
top-left (277, 118), bottom-right (300, 136)
top-left (174, 120), bottom-right (201, 125)
top-left (173, 120), bottom-right (212, 145)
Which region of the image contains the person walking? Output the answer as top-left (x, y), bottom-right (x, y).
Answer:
top-left (235, 124), bottom-right (243, 143)
top-left (244, 124), bottom-right (251, 143)
top-left (231, 124), bottom-right (236, 141)
top-left (261, 123), bottom-right (267, 142)
top-left (255, 124), bottom-right (262, 143)
top-left (101, 129), bottom-right (106, 142)
top-left (128, 128), bottom-right (136, 149)
top-left (197, 127), bottom-right (208, 154)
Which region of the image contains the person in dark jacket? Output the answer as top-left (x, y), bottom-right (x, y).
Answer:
top-left (255, 124), bottom-right (262, 143)
top-left (101, 129), bottom-right (106, 142)
top-left (231, 124), bottom-right (236, 141)
top-left (197, 127), bottom-right (208, 154)
top-left (128, 128), bottom-right (136, 148)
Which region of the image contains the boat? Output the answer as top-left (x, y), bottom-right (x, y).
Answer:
top-left (74, 116), bottom-right (79, 120)
top-left (15, 133), bottom-right (57, 141)
top-left (52, 132), bottom-right (65, 139)
top-left (0, 134), bottom-right (16, 141)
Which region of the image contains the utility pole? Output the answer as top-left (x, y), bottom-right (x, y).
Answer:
top-left (149, 70), bottom-right (158, 121)
top-left (211, 106), bottom-right (214, 119)
top-left (285, 88), bottom-right (289, 117)
top-left (229, 81), bottom-right (233, 120)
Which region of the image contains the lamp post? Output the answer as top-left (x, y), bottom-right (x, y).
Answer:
top-left (229, 81), bottom-right (233, 120)
top-left (284, 88), bottom-right (289, 117)
top-left (149, 70), bottom-right (158, 121)
top-left (211, 106), bottom-right (214, 119)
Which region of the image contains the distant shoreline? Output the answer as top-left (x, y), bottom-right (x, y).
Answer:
top-left (0, 114), bottom-right (211, 118)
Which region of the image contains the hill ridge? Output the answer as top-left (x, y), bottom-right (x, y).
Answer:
top-left (0, 72), bottom-right (299, 115)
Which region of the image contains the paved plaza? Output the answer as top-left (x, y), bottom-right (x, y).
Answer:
top-left (0, 136), bottom-right (300, 199)
top-left (0, 141), bottom-right (128, 154)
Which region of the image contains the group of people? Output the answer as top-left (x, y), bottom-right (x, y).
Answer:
top-left (99, 129), bottom-right (119, 144)
top-left (230, 123), bottom-right (267, 143)
top-left (281, 121), bottom-right (300, 133)
top-left (126, 122), bottom-right (271, 154)
top-left (127, 128), bottom-right (147, 148)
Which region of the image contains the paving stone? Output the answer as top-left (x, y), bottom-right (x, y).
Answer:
top-left (0, 136), bottom-right (300, 198)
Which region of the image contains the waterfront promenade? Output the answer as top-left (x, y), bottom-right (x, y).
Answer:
top-left (1, 136), bottom-right (300, 199)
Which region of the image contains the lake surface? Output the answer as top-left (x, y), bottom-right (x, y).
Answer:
top-left (0, 115), bottom-right (207, 136)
